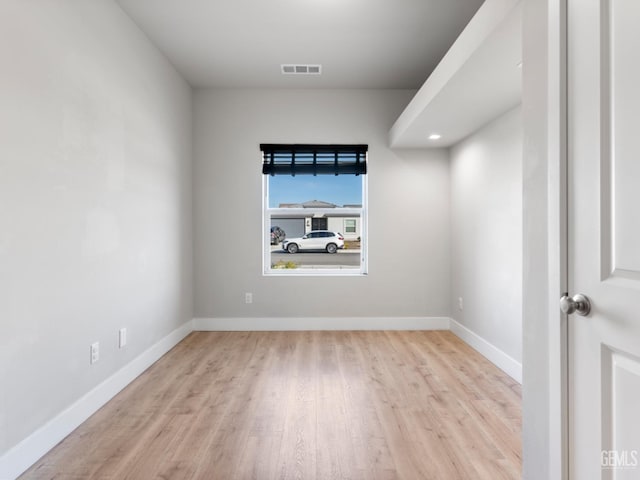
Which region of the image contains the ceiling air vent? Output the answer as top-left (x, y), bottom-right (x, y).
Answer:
top-left (281, 64), bottom-right (322, 75)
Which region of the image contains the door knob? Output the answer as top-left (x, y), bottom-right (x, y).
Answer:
top-left (560, 293), bottom-right (591, 316)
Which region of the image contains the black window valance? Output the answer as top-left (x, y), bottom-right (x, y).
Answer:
top-left (261, 144), bottom-right (368, 176)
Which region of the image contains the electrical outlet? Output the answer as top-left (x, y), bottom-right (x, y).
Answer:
top-left (458, 297), bottom-right (464, 311)
top-left (245, 292), bottom-right (253, 304)
top-left (90, 342), bottom-right (99, 364)
top-left (119, 328), bottom-right (127, 348)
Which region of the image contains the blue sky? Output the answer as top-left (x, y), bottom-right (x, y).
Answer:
top-left (268, 175), bottom-right (363, 208)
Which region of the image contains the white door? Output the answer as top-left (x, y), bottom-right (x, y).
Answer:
top-left (568, 0), bottom-right (640, 478)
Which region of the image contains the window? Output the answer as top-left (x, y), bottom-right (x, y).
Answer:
top-left (344, 219), bottom-right (357, 234)
top-left (262, 144), bottom-right (368, 275)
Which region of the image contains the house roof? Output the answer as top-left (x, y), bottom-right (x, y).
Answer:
top-left (278, 200), bottom-right (338, 208)
top-left (302, 200), bottom-right (337, 208)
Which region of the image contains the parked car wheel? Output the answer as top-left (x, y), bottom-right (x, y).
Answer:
top-left (287, 243), bottom-right (299, 254)
top-left (326, 243), bottom-right (337, 254)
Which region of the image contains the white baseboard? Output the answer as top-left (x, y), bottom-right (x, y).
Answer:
top-left (0, 320), bottom-right (194, 480)
top-left (193, 316), bottom-right (451, 331)
top-left (449, 318), bottom-right (522, 383)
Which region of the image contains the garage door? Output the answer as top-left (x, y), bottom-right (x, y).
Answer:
top-left (272, 218), bottom-right (305, 239)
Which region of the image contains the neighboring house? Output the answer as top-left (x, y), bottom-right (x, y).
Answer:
top-left (272, 200), bottom-right (361, 240)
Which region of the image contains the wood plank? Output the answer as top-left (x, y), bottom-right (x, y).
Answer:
top-left (19, 331), bottom-right (521, 480)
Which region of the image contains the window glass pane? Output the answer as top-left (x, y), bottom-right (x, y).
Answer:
top-left (345, 219), bottom-right (357, 234)
top-left (270, 213), bottom-right (362, 271)
top-left (268, 175), bottom-right (362, 208)
top-left (261, 144), bottom-right (367, 274)
top-left (264, 155), bottom-right (366, 275)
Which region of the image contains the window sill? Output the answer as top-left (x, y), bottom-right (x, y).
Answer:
top-left (264, 269), bottom-right (367, 277)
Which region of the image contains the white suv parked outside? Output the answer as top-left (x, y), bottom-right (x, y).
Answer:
top-left (282, 230), bottom-right (345, 254)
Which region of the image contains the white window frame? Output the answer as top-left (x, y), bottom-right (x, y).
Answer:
top-left (263, 176), bottom-right (368, 276)
top-left (344, 218), bottom-right (357, 235)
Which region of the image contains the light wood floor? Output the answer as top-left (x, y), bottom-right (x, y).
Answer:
top-left (21, 331), bottom-right (521, 480)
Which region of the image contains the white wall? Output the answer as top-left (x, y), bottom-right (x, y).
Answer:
top-left (194, 89), bottom-right (451, 320)
top-left (450, 106), bottom-right (523, 363)
top-left (0, 0), bottom-right (193, 461)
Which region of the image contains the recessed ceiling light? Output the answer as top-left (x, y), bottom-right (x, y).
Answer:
top-left (429, 134), bottom-right (442, 140)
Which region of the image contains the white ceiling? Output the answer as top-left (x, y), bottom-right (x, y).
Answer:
top-left (390, 0), bottom-right (522, 148)
top-left (114, 0), bottom-right (485, 89)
